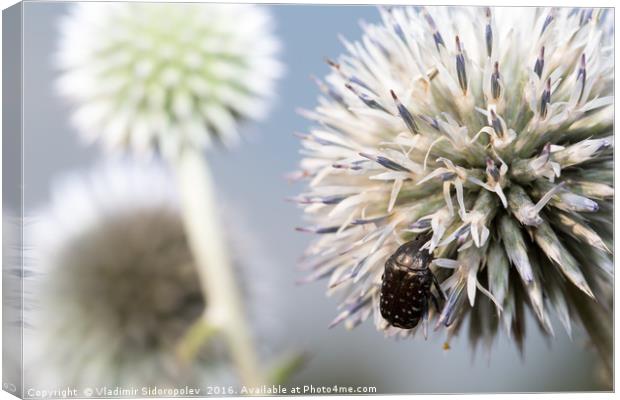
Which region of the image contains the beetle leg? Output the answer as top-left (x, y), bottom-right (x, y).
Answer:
top-left (433, 274), bottom-right (447, 301)
top-left (422, 301), bottom-right (429, 339)
top-left (430, 293), bottom-right (441, 313)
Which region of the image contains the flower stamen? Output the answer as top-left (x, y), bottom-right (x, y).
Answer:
top-left (534, 47), bottom-right (545, 78)
top-left (390, 90), bottom-right (419, 135)
top-left (485, 8), bottom-right (493, 58)
top-left (540, 78), bottom-right (551, 119)
top-left (455, 36), bottom-right (468, 94)
top-left (491, 62), bottom-right (501, 100)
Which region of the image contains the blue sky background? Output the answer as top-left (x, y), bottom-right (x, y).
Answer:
top-left (21, 3), bottom-right (606, 393)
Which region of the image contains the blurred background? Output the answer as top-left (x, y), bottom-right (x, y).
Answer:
top-left (21, 2), bottom-right (606, 393)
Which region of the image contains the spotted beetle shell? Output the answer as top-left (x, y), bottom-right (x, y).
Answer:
top-left (380, 235), bottom-right (433, 329)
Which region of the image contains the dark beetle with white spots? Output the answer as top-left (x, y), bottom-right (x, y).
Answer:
top-left (380, 234), bottom-right (444, 329)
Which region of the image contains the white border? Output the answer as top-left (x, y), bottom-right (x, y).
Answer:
top-left (0, 1), bottom-right (617, 400)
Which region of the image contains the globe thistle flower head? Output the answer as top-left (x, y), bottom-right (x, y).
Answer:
top-left (25, 161), bottom-right (277, 389)
top-left (56, 3), bottom-right (283, 157)
top-left (294, 6), bottom-right (613, 355)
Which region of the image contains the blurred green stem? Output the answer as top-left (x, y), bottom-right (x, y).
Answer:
top-left (268, 352), bottom-right (308, 385)
top-left (174, 147), bottom-right (264, 386)
top-left (176, 317), bottom-right (218, 363)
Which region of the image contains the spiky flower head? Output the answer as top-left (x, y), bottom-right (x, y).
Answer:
top-left (294, 6), bottom-right (613, 359)
top-left (25, 160), bottom-right (275, 389)
top-left (56, 2), bottom-right (282, 157)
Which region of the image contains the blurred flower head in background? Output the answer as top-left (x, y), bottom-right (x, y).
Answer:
top-left (56, 2), bottom-right (283, 157)
top-left (294, 5), bottom-right (613, 364)
top-left (25, 160), bottom-right (278, 389)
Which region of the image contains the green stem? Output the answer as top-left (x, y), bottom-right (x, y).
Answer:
top-left (268, 352), bottom-right (308, 385)
top-left (173, 147), bottom-right (264, 386)
top-left (176, 316), bottom-right (218, 363)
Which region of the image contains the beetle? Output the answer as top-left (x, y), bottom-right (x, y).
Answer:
top-left (380, 233), bottom-right (444, 329)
